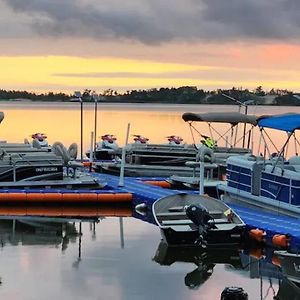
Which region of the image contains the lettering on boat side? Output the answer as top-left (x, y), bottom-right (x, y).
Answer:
top-left (293, 262), bottom-right (300, 272)
top-left (35, 167), bottom-right (58, 172)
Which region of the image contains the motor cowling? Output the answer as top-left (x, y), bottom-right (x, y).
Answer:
top-left (220, 287), bottom-right (248, 300)
top-left (185, 204), bottom-right (213, 227)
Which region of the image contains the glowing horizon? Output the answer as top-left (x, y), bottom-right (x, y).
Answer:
top-left (1, 53), bottom-right (300, 94)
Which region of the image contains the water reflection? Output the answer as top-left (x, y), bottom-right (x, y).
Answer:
top-left (0, 205), bottom-right (131, 285)
top-left (153, 241), bottom-right (242, 290)
top-left (152, 238), bottom-right (300, 299)
top-left (0, 205), bottom-right (298, 299)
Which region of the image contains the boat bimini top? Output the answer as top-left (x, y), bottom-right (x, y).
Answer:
top-left (258, 113), bottom-right (300, 133)
top-left (182, 112), bottom-right (259, 150)
top-left (256, 113), bottom-right (300, 164)
top-left (182, 112), bottom-right (258, 126)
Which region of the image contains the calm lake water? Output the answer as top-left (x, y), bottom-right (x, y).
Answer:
top-left (0, 102), bottom-right (299, 300)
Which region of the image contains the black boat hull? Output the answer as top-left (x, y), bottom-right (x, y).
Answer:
top-left (161, 225), bottom-right (245, 246)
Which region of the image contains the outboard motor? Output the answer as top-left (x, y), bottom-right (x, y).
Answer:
top-left (185, 204), bottom-right (215, 246)
top-left (133, 135), bottom-right (149, 144)
top-left (220, 287), bottom-right (248, 300)
top-left (98, 134), bottom-right (119, 151)
top-left (31, 133), bottom-right (49, 148)
top-left (167, 135), bottom-right (183, 146)
top-left (185, 204), bottom-right (214, 228)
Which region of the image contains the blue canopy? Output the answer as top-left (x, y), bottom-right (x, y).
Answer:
top-left (258, 113), bottom-right (300, 132)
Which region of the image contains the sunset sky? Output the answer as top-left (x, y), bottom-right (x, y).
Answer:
top-left (1, 0), bottom-right (300, 94)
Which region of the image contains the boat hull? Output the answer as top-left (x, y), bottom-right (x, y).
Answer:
top-left (160, 224), bottom-right (245, 246)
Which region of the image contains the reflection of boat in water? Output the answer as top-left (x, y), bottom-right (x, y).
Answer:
top-left (152, 193), bottom-right (245, 246)
top-left (0, 205), bottom-right (131, 248)
top-left (154, 240), bottom-right (243, 268)
top-left (273, 250), bottom-right (300, 299)
top-left (219, 113), bottom-right (300, 218)
top-left (0, 217), bottom-right (79, 248)
top-left (153, 240), bottom-right (243, 289)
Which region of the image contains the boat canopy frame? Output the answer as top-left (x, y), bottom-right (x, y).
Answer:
top-left (183, 112), bottom-right (258, 149)
top-left (257, 113), bottom-right (300, 171)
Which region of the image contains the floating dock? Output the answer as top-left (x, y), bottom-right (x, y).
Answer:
top-left (0, 205), bottom-right (132, 218)
top-left (1, 172), bottom-right (300, 248)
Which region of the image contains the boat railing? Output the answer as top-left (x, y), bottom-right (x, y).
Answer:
top-left (10, 156), bottom-right (63, 182)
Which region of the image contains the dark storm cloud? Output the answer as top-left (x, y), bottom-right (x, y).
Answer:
top-left (2, 0), bottom-right (300, 43)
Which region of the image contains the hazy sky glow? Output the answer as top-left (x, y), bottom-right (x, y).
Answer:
top-left (1, 0), bottom-right (300, 93)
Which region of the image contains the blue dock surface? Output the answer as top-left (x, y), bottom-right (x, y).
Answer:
top-left (0, 170), bottom-right (299, 248)
top-left (93, 173), bottom-right (300, 247)
top-left (93, 173), bottom-right (181, 204)
top-left (229, 203), bottom-right (300, 248)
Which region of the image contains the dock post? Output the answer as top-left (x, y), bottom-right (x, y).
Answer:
top-left (92, 93), bottom-right (99, 160)
top-left (199, 162), bottom-right (205, 195)
top-left (89, 131), bottom-right (94, 163)
top-left (118, 123), bottom-right (131, 187)
top-left (80, 98), bottom-right (84, 161)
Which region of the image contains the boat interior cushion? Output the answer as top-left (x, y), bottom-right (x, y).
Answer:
top-left (288, 156), bottom-right (300, 165)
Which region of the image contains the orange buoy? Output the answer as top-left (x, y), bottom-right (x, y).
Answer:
top-left (249, 228), bottom-right (266, 242)
top-left (272, 234), bottom-right (289, 248)
top-left (143, 180), bottom-right (171, 188)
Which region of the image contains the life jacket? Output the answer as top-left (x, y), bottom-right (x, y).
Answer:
top-left (203, 138), bottom-right (216, 149)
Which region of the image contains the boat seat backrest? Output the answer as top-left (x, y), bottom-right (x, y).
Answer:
top-left (265, 164), bottom-right (300, 179)
top-left (284, 165), bottom-right (296, 171)
top-left (289, 165), bottom-right (300, 173)
top-left (288, 156), bottom-right (300, 165)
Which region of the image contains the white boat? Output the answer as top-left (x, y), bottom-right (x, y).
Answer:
top-left (218, 113), bottom-right (300, 218)
top-left (0, 112), bottom-right (105, 189)
top-left (94, 112), bottom-right (258, 182)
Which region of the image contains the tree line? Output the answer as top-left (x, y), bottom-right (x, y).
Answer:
top-left (0, 86), bottom-right (298, 105)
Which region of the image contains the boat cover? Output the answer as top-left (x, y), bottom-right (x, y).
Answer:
top-left (258, 113), bottom-right (300, 132)
top-left (182, 112), bottom-right (258, 125)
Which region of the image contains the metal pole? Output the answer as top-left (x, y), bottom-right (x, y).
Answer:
top-left (118, 123), bottom-right (131, 187)
top-left (80, 98), bottom-right (83, 161)
top-left (93, 96), bottom-right (98, 160)
top-left (199, 162), bottom-right (205, 195)
top-left (89, 131), bottom-right (94, 163)
top-left (242, 105), bottom-right (248, 148)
